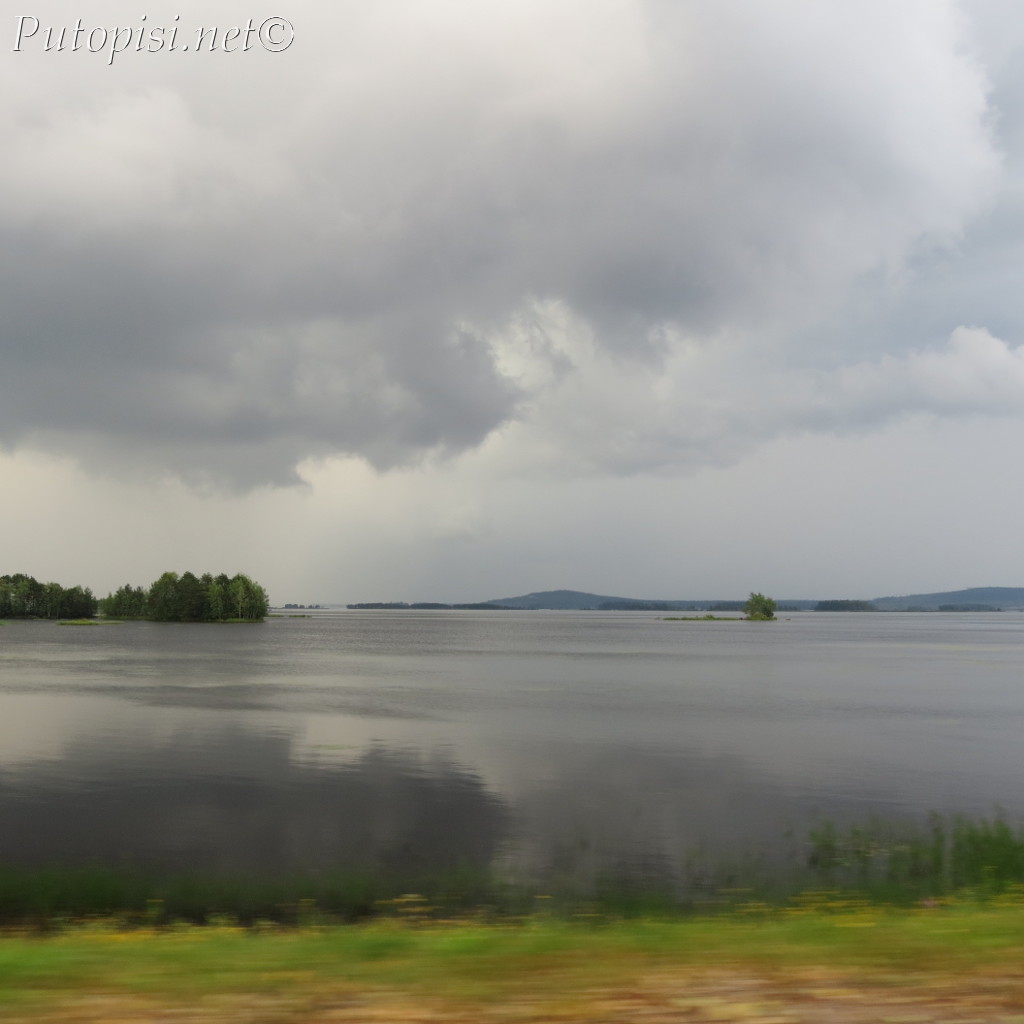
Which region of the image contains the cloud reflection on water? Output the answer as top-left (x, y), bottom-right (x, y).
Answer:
top-left (0, 720), bottom-right (911, 888)
top-left (0, 727), bottom-right (507, 874)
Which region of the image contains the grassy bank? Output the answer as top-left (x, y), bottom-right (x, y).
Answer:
top-left (662, 614), bottom-right (743, 621)
top-left (5, 814), bottom-right (1024, 1019)
top-left (56, 619), bottom-right (123, 625)
top-left (2, 902), bottom-right (1024, 1020)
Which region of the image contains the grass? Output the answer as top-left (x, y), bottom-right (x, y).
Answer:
top-left (662, 615), bottom-right (743, 621)
top-left (802, 813), bottom-right (1024, 902)
top-left (2, 902), bottom-right (1024, 1014)
top-left (56, 619), bottom-right (123, 625)
top-left (5, 815), bottom-right (1024, 1017)
top-left (661, 615), bottom-right (777, 621)
top-left (0, 864), bottom-right (520, 927)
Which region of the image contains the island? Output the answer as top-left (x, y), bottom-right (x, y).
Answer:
top-left (101, 571), bottom-right (269, 621)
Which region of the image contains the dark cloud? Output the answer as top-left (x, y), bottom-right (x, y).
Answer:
top-left (0, 0), bottom-right (1013, 487)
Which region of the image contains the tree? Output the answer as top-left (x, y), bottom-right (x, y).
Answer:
top-left (101, 570), bottom-right (268, 622)
top-left (147, 571), bottom-right (181, 621)
top-left (177, 571), bottom-right (207, 622)
top-left (744, 592), bottom-right (777, 621)
top-left (100, 584), bottom-right (149, 618)
top-left (0, 574), bottom-right (96, 619)
top-left (41, 582), bottom-right (63, 619)
top-left (228, 573), bottom-right (269, 620)
top-left (58, 585), bottom-right (97, 619)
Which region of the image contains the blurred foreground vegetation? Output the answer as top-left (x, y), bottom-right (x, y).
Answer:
top-left (4, 815), bottom-right (1024, 1019)
top-left (2, 900), bottom-right (1024, 1018)
top-left (2, 813), bottom-right (1024, 928)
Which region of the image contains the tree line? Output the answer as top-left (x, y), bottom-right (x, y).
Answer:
top-left (815, 600), bottom-right (877, 612)
top-left (100, 572), bottom-right (269, 621)
top-left (0, 574), bottom-right (98, 619)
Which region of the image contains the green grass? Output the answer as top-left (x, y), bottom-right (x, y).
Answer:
top-left (1, 902), bottom-right (1024, 1011)
top-left (662, 615), bottom-right (742, 621)
top-left (803, 813), bottom-right (1024, 901)
top-left (57, 619), bottom-right (123, 625)
top-left (4, 814), bottom-right (1024, 1015)
top-left (661, 615), bottom-right (777, 621)
top-left (0, 864), bottom-right (519, 927)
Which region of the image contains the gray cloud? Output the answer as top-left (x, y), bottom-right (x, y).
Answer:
top-left (0, 0), bottom-right (1012, 487)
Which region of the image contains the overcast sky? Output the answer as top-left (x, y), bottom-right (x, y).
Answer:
top-left (4, 0), bottom-right (1024, 603)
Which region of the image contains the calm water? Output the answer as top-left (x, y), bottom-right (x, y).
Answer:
top-left (1, 611), bottom-right (1022, 880)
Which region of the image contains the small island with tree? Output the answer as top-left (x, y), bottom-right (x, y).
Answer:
top-left (665, 592), bottom-right (778, 622)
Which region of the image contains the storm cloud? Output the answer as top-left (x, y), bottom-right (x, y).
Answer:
top-left (3, 0), bottom-right (1019, 489)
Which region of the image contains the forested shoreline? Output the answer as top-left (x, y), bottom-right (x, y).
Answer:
top-left (0, 571), bottom-right (268, 621)
top-left (0, 573), bottom-right (98, 619)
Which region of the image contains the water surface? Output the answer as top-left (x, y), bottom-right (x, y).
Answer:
top-left (1, 611), bottom-right (1021, 881)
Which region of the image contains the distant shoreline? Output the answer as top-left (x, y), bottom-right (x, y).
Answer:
top-left (341, 584), bottom-right (1024, 613)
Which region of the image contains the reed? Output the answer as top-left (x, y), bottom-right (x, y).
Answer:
top-left (1, 814), bottom-right (1022, 927)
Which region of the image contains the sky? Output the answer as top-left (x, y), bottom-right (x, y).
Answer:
top-left (4, 0), bottom-right (1024, 604)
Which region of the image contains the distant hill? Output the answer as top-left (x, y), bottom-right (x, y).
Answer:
top-left (487, 589), bottom-right (725, 610)
top-left (345, 586), bottom-right (1024, 613)
top-left (484, 589), bottom-right (817, 611)
top-left (486, 587), bottom-right (1024, 612)
top-left (871, 587), bottom-right (1024, 611)
top-left (487, 590), bottom-right (637, 610)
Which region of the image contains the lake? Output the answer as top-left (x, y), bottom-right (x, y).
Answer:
top-left (1, 611), bottom-right (1022, 886)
